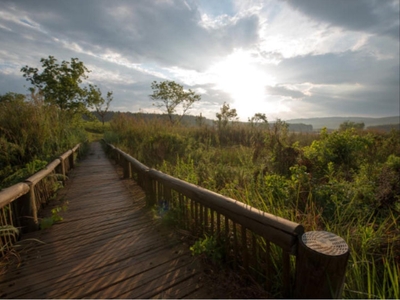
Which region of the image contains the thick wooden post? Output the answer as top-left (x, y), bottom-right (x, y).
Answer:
top-left (294, 231), bottom-right (349, 299)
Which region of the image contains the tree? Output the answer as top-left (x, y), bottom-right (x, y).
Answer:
top-left (150, 80), bottom-right (201, 125)
top-left (21, 56), bottom-right (102, 115)
top-left (196, 113), bottom-right (205, 127)
top-left (0, 92), bottom-right (25, 104)
top-left (216, 102), bottom-right (238, 129)
top-left (249, 113), bottom-right (268, 127)
top-left (339, 120), bottom-right (365, 131)
top-left (89, 85), bottom-right (113, 126)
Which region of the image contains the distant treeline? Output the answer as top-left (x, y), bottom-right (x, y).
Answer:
top-left (87, 111), bottom-right (315, 132)
top-left (367, 123), bottom-right (400, 132)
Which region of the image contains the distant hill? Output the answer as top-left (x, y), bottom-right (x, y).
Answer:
top-left (86, 111), bottom-right (398, 132)
top-left (86, 111), bottom-right (214, 126)
top-left (87, 111), bottom-right (314, 132)
top-left (285, 116), bottom-right (399, 130)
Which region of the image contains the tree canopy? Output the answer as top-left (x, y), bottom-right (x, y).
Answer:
top-left (21, 56), bottom-right (104, 116)
top-left (150, 80), bottom-right (201, 124)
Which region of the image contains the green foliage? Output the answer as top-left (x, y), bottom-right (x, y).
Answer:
top-left (190, 235), bottom-right (223, 265)
top-left (150, 80), bottom-right (201, 125)
top-left (215, 102), bottom-right (238, 129)
top-left (0, 225), bottom-right (20, 255)
top-left (107, 114), bottom-right (400, 299)
top-left (0, 225), bottom-right (19, 239)
top-left (1, 159), bottom-right (47, 188)
top-left (40, 204), bottom-right (68, 230)
top-left (0, 91), bottom-right (87, 189)
top-left (304, 128), bottom-right (373, 179)
top-left (0, 92), bottom-right (25, 104)
top-left (21, 56), bottom-right (104, 118)
top-left (90, 86), bottom-right (113, 126)
top-left (339, 120), bottom-right (365, 131)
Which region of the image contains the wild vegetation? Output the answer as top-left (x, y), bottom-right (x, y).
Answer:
top-left (105, 111), bottom-right (400, 299)
top-left (1, 55), bottom-right (398, 298)
top-left (0, 91), bottom-right (86, 189)
top-left (0, 56), bottom-right (111, 189)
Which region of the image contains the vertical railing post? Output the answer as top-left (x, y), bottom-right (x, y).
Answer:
top-left (144, 170), bottom-right (155, 206)
top-left (294, 231), bottom-right (349, 298)
top-left (20, 181), bottom-right (39, 233)
top-left (59, 157), bottom-right (66, 180)
top-left (69, 149), bottom-right (75, 169)
top-left (123, 157), bottom-right (130, 179)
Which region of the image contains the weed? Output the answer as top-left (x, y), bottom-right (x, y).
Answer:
top-left (40, 203), bottom-right (68, 230)
top-left (190, 235), bottom-right (224, 265)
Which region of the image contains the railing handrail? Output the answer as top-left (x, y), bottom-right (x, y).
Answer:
top-left (103, 141), bottom-right (304, 253)
top-left (147, 168), bottom-right (304, 253)
top-left (0, 182), bottom-right (30, 208)
top-left (0, 142), bottom-right (82, 257)
top-left (0, 144), bottom-right (81, 209)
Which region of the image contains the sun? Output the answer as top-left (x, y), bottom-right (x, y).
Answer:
top-left (208, 49), bottom-right (276, 120)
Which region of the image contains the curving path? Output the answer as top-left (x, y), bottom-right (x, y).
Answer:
top-left (0, 142), bottom-right (212, 299)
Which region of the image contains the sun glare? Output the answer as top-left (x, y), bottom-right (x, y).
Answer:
top-left (209, 49), bottom-right (277, 120)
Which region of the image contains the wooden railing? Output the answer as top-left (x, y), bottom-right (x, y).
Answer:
top-left (104, 141), bottom-right (350, 299)
top-left (0, 144), bottom-right (82, 256)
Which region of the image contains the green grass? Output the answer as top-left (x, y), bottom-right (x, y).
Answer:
top-left (0, 96), bottom-right (88, 189)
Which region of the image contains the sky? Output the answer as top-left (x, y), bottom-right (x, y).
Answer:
top-left (0, 0), bottom-right (399, 121)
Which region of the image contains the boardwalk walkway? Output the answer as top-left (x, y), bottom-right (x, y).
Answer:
top-left (0, 142), bottom-right (212, 299)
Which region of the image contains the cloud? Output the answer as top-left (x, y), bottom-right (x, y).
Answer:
top-left (266, 85), bottom-right (305, 99)
top-left (266, 49), bottom-right (399, 118)
top-left (275, 51), bottom-right (398, 86)
top-left (0, 0), bottom-right (260, 72)
top-left (0, 0), bottom-right (398, 120)
top-left (285, 0), bottom-right (399, 39)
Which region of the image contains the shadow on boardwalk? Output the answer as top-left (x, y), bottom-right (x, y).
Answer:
top-left (0, 142), bottom-right (214, 299)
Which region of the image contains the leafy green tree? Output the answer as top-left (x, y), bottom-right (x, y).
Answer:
top-left (215, 102), bottom-right (238, 129)
top-left (21, 56), bottom-right (102, 116)
top-left (150, 80), bottom-right (201, 125)
top-left (89, 85), bottom-right (113, 126)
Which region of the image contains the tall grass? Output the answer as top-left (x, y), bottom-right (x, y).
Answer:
top-left (0, 93), bottom-right (87, 189)
top-left (107, 114), bottom-right (400, 299)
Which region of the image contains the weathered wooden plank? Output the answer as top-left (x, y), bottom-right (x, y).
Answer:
top-left (6, 243), bottom-right (188, 299)
top-left (66, 254), bottom-right (196, 298)
top-left (151, 273), bottom-right (204, 299)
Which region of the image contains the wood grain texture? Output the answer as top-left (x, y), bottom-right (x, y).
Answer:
top-left (0, 142), bottom-right (213, 299)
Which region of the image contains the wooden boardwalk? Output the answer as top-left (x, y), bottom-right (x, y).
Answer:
top-left (0, 142), bottom-right (212, 299)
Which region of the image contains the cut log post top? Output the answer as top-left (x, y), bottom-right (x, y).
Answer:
top-left (295, 231), bottom-right (350, 299)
